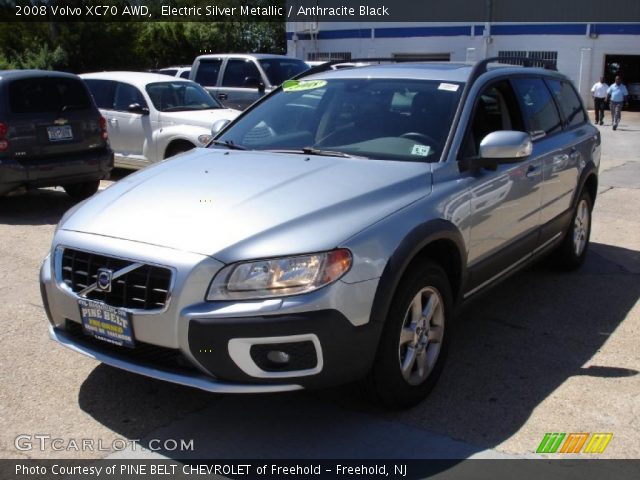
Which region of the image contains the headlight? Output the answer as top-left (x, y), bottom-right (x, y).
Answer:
top-left (198, 134), bottom-right (213, 145)
top-left (207, 249), bottom-right (352, 301)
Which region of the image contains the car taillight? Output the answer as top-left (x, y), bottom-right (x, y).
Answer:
top-left (0, 122), bottom-right (8, 151)
top-left (99, 117), bottom-right (108, 140)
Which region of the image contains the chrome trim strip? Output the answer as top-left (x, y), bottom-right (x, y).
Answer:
top-left (78, 262), bottom-right (144, 296)
top-left (49, 326), bottom-right (302, 394)
top-left (463, 232), bottom-right (563, 299)
top-left (533, 232), bottom-right (563, 255)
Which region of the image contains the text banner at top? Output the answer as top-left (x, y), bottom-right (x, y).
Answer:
top-left (2, 0), bottom-right (640, 23)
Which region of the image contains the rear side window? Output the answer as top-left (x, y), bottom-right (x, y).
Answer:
top-left (194, 59), bottom-right (222, 87)
top-left (9, 77), bottom-right (91, 114)
top-left (222, 59), bottom-right (261, 87)
top-left (84, 79), bottom-right (116, 109)
top-left (512, 77), bottom-right (562, 137)
top-left (179, 70), bottom-right (190, 79)
top-left (114, 83), bottom-right (147, 111)
top-left (546, 79), bottom-right (588, 127)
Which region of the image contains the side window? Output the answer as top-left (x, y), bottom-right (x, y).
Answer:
top-left (114, 83), bottom-right (147, 111)
top-left (461, 80), bottom-right (524, 158)
top-left (194, 60), bottom-right (222, 87)
top-left (546, 79), bottom-right (588, 127)
top-left (83, 79), bottom-right (116, 110)
top-left (179, 70), bottom-right (191, 79)
top-left (222, 59), bottom-right (261, 87)
top-left (512, 77), bottom-right (562, 137)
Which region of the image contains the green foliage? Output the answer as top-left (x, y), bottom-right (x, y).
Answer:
top-left (0, 5), bottom-right (286, 72)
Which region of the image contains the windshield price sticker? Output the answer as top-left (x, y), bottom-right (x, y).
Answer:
top-left (282, 80), bottom-right (328, 92)
top-left (438, 83), bottom-right (459, 92)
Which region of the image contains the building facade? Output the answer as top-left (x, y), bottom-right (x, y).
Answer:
top-left (286, 22), bottom-right (640, 107)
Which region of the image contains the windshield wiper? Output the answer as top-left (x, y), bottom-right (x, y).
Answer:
top-left (301, 147), bottom-right (364, 158)
top-left (210, 140), bottom-right (247, 150)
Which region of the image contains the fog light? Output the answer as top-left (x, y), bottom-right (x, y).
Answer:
top-left (267, 350), bottom-right (290, 365)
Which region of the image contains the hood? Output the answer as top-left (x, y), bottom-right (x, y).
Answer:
top-left (60, 149), bottom-right (432, 261)
top-left (159, 108), bottom-right (239, 129)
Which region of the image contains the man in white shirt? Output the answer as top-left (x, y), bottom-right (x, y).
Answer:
top-left (591, 76), bottom-right (608, 125)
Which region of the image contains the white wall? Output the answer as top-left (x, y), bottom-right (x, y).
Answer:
top-left (287, 22), bottom-right (640, 107)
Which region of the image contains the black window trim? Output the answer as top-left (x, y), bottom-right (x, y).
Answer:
top-left (508, 74), bottom-right (564, 143)
top-left (543, 77), bottom-right (589, 131)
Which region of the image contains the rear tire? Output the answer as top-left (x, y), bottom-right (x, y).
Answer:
top-left (365, 260), bottom-right (452, 409)
top-left (552, 191), bottom-right (593, 270)
top-left (63, 180), bottom-right (100, 200)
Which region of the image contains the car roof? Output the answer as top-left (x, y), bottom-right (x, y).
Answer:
top-left (0, 69), bottom-right (81, 81)
top-left (79, 71), bottom-right (194, 87)
top-left (195, 53), bottom-right (304, 61)
top-left (303, 62), bottom-right (566, 83)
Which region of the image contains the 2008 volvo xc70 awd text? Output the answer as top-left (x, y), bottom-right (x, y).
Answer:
top-left (40, 58), bottom-right (600, 408)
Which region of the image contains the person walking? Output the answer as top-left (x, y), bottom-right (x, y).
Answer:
top-left (591, 76), bottom-right (608, 125)
top-left (607, 76), bottom-right (629, 131)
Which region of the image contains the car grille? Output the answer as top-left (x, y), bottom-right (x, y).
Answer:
top-left (60, 248), bottom-right (172, 310)
top-left (64, 320), bottom-right (198, 374)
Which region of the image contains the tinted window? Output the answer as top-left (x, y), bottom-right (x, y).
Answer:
top-left (84, 79), bottom-right (116, 109)
top-left (258, 58), bottom-right (309, 86)
top-left (146, 81), bottom-right (220, 111)
top-left (546, 79), bottom-right (587, 127)
top-left (158, 69), bottom-right (177, 76)
top-left (9, 77), bottom-right (92, 114)
top-left (113, 83), bottom-right (147, 111)
top-left (194, 59), bottom-right (222, 86)
top-left (218, 78), bottom-right (462, 162)
top-left (222, 59), bottom-right (261, 87)
top-left (512, 77), bottom-right (562, 137)
top-left (179, 70), bottom-right (191, 79)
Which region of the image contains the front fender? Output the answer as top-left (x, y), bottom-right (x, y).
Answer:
top-left (156, 125), bottom-right (210, 159)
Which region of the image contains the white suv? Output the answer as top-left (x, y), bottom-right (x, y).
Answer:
top-left (81, 72), bottom-right (240, 169)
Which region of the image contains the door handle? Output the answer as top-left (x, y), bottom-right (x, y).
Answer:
top-left (526, 165), bottom-right (542, 178)
top-left (218, 93), bottom-right (228, 100)
top-left (552, 154), bottom-right (569, 165)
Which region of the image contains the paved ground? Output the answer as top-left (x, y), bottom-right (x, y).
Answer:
top-left (1, 113), bottom-right (638, 460)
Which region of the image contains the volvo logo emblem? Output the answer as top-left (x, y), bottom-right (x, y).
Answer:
top-left (96, 268), bottom-right (113, 292)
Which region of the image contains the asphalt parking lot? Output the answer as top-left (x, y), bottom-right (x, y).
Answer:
top-left (1, 112), bottom-right (639, 461)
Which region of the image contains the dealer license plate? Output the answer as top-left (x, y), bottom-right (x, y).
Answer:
top-left (47, 125), bottom-right (73, 141)
top-left (79, 299), bottom-right (135, 348)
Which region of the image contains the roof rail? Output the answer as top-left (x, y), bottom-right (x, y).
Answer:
top-left (292, 57), bottom-right (446, 80)
top-left (469, 56), bottom-right (557, 81)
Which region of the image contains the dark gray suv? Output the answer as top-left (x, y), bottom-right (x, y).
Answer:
top-left (0, 70), bottom-right (113, 199)
top-left (41, 58), bottom-right (599, 408)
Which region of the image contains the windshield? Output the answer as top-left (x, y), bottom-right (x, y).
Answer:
top-left (258, 58), bottom-right (309, 86)
top-left (216, 78), bottom-right (463, 161)
top-left (145, 81), bottom-right (221, 112)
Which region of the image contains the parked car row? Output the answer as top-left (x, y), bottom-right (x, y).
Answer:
top-left (1, 54), bottom-right (306, 195)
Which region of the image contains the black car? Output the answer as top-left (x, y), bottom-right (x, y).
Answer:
top-left (0, 70), bottom-right (113, 199)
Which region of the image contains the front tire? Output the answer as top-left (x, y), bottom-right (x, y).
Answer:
top-left (365, 261), bottom-right (452, 409)
top-left (63, 180), bottom-right (100, 200)
top-left (553, 191), bottom-right (593, 270)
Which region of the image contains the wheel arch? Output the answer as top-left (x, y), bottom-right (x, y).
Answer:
top-left (164, 138), bottom-right (196, 159)
top-left (369, 219), bottom-right (467, 327)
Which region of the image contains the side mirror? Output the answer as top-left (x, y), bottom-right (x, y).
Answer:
top-left (477, 130), bottom-right (532, 168)
top-left (244, 77), bottom-right (265, 92)
top-left (211, 119), bottom-right (231, 135)
top-left (128, 103), bottom-right (149, 115)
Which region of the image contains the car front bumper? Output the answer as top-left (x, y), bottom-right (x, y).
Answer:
top-left (41, 230), bottom-right (382, 393)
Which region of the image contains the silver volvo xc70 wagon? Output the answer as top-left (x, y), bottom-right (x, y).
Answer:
top-left (41, 58), bottom-right (600, 408)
